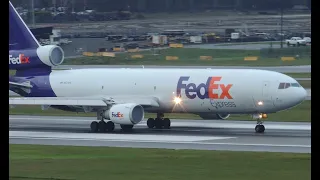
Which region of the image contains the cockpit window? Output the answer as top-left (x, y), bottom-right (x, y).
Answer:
top-left (278, 82), bottom-right (301, 89)
top-left (278, 83), bottom-right (285, 89)
top-left (291, 83), bottom-right (301, 87)
top-left (284, 83), bottom-right (291, 88)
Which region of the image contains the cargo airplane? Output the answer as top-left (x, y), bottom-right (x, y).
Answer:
top-left (9, 1), bottom-right (307, 133)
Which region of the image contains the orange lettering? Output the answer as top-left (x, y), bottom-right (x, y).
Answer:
top-left (220, 84), bottom-right (233, 99)
top-left (208, 77), bottom-right (221, 99)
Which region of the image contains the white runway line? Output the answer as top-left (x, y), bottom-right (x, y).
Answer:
top-left (9, 131), bottom-right (310, 148)
top-left (9, 131), bottom-right (235, 142)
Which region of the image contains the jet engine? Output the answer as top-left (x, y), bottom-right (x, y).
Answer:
top-left (197, 113), bottom-right (230, 120)
top-left (103, 103), bottom-right (144, 125)
top-left (36, 45), bottom-right (65, 67)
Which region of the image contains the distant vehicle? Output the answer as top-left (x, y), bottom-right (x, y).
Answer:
top-left (303, 37), bottom-right (311, 44)
top-left (285, 37), bottom-right (307, 47)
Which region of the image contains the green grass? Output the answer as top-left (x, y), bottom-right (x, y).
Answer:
top-left (9, 144), bottom-right (311, 180)
top-left (9, 101), bottom-right (311, 122)
top-left (285, 73), bottom-right (311, 78)
top-left (298, 80), bottom-right (311, 88)
top-left (63, 48), bottom-right (311, 66)
top-left (217, 41), bottom-right (282, 46)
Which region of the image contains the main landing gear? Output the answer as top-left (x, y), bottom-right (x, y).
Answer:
top-left (90, 120), bottom-right (115, 133)
top-left (253, 113), bottom-right (267, 133)
top-left (90, 111), bottom-right (134, 133)
top-left (146, 113), bottom-right (171, 129)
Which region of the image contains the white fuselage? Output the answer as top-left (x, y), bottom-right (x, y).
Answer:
top-left (48, 68), bottom-right (307, 114)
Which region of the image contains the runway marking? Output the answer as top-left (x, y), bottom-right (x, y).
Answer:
top-left (9, 131), bottom-right (236, 142)
top-left (9, 131), bottom-right (310, 148)
top-left (9, 117), bottom-right (311, 130)
top-left (9, 137), bottom-right (310, 148)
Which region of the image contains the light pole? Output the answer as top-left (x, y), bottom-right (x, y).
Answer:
top-left (31, 0), bottom-right (35, 27)
top-left (280, 4), bottom-right (283, 48)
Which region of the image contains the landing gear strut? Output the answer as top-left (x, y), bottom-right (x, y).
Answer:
top-left (253, 114), bottom-right (266, 133)
top-left (147, 113), bottom-right (171, 129)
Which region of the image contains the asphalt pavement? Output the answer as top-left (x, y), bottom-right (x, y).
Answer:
top-left (9, 115), bottom-right (311, 153)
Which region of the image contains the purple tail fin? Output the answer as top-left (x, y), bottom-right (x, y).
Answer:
top-left (9, 1), bottom-right (40, 50)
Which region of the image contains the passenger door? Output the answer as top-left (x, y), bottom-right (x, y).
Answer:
top-left (253, 81), bottom-right (273, 111)
top-left (262, 81), bottom-right (274, 107)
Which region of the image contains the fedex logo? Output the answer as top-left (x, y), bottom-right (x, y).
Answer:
top-left (112, 112), bottom-right (124, 118)
top-left (176, 76), bottom-right (233, 100)
top-left (9, 54), bottom-right (30, 65)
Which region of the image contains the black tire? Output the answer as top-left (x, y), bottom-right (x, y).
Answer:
top-left (90, 121), bottom-right (99, 133)
top-left (147, 118), bottom-right (155, 129)
top-left (163, 118), bottom-right (171, 129)
top-left (155, 118), bottom-right (163, 129)
top-left (98, 121), bottom-right (106, 132)
top-left (255, 125), bottom-right (265, 133)
top-left (106, 121), bottom-right (115, 132)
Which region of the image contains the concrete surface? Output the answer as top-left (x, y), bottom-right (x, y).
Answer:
top-left (9, 115), bottom-right (311, 153)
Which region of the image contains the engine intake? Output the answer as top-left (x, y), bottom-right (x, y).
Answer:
top-left (103, 103), bottom-right (144, 125)
top-left (36, 45), bottom-right (64, 67)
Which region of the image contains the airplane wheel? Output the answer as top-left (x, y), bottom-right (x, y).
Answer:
top-left (121, 125), bottom-right (134, 132)
top-left (255, 125), bottom-right (265, 133)
top-left (106, 121), bottom-right (115, 132)
top-left (90, 121), bottom-right (99, 133)
top-left (163, 118), bottom-right (171, 129)
top-left (98, 121), bottom-right (107, 132)
top-left (155, 118), bottom-right (163, 129)
top-left (147, 118), bottom-right (155, 129)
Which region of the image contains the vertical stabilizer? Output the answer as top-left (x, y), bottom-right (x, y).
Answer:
top-left (9, 1), bottom-right (40, 50)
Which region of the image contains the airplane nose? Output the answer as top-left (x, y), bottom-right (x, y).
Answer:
top-left (301, 87), bottom-right (309, 101)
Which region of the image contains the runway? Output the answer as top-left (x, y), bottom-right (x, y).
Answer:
top-left (55, 65), bottom-right (311, 73)
top-left (9, 115), bottom-right (311, 153)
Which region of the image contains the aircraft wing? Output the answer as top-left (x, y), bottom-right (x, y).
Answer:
top-left (9, 81), bottom-right (32, 88)
top-left (9, 96), bottom-right (160, 107)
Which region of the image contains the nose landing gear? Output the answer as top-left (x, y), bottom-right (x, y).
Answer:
top-left (253, 113), bottom-right (267, 133)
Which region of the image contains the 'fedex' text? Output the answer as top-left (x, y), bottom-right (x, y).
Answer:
top-left (9, 54), bottom-right (30, 65)
top-left (176, 76), bottom-right (233, 100)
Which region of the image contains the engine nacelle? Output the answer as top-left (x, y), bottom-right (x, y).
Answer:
top-left (36, 45), bottom-right (64, 67)
top-left (198, 113), bottom-right (230, 120)
top-left (103, 103), bottom-right (144, 125)
top-left (9, 45), bottom-right (65, 71)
